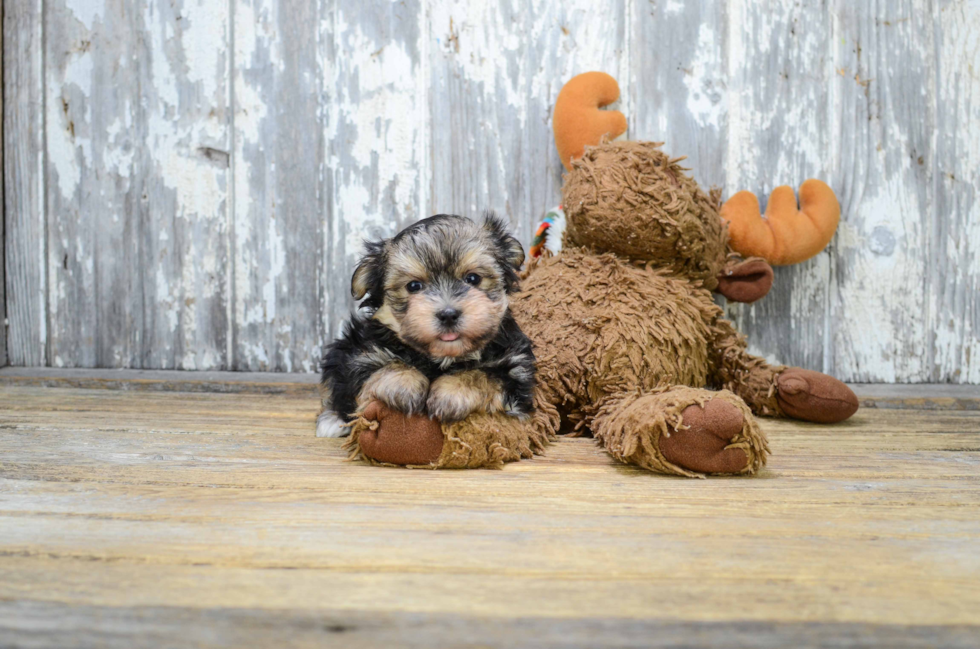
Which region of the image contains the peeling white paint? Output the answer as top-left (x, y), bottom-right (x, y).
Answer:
top-left (683, 23), bottom-right (725, 132)
top-left (65, 0), bottom-right (104, 30)
top-left (326, 0), bottom-right (426, 358)
top-left (47, 49), bottom-right (94, 201)
top-left (930, 0), bottom-right (980, 382)
top-left (836, 174), bottom-right (929, 382)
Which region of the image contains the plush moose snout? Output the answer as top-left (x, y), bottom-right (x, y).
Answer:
top-left (715, 258), bottom-right (774, 304)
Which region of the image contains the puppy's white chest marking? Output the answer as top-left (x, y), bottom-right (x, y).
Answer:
top-left (316, 411), bottom-right (350, 438)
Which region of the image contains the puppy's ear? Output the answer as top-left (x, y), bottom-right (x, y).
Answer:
top-left (351, 240), bottom-right (386, 307)
top-left (482, 211), bottom-right (525, 271)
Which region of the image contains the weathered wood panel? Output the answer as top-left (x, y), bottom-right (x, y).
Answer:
top-left (0, 19), bottom-right (5, 368)
top-left (427, 0), bottom-right (530, 245)
top-left (43, 0), bottom-right (231, 369)
top-left (932, 0), bottom-right (980, 382)
top-left (5, 602), bottom-right (979, 649)
top-left (327, 0), bottom-right (426, 341)
top-left (3, 0), bottom-right (46, 366)
top-left (232, 0), bottom-right (328, 371)
top-left (44, 0), bottom-right (141, 368)
top-left (631, 0), bottom-right (728, 190)
top-left (723, 0), bottom-right (835, 374)
top-left (138, 1), bottom-right (232, 370)
top-left (4, 0), bottom-right (980, 381)
top-left (830, 0), bottom-right (936, 383)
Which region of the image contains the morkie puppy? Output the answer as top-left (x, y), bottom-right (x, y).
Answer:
top-left (317, 213), bottom-right (536, 438)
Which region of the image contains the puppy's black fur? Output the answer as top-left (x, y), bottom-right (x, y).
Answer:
top-left (320, 213), bottom-right (536, 424)
top-left (322, 312), bottom-right (534, 421)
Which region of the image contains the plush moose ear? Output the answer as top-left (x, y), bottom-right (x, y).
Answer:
top-left (720, 179), bottom-right (840, 266)
top-left (351, 240), bottom-right (386, 305)
top-left (553, 72), bottom-right (628, 171)
top-left (482, 212), bottom-right (525, 270)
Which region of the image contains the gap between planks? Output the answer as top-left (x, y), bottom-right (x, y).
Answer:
top-left (0, 367), bottom-right (978, 411)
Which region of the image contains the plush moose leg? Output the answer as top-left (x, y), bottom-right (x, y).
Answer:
top-left (345, 397), bottom-right (556, 469)
top-left (710, 319), bottom-right (859, 423)
top-left (590, 387), bottom-right (770, 478)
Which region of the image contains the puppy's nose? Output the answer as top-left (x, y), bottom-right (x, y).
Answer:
top-left (436, 307), bottom-right (461, 326)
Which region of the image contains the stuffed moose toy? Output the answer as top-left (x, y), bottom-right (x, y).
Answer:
top-left (340, 72), bottom-right (858, 477)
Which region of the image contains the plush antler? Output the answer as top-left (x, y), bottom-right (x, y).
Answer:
top-left (720, 179), bottom-right (841, 266)
top-left (553, 72), bottom-right (628, 171)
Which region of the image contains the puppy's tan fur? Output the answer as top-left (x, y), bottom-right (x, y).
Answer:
top-left (427, 370), bottom-right (506, 423)
top-left (364, 217), bottom-right (518, 359)
top-left (357, 362), bottom-right (430, 415)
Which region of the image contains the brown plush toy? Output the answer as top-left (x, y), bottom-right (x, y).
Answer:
top-left (344, 72), bottom-right (858, 477)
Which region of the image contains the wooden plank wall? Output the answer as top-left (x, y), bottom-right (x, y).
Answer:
top-left (3, 0), bottom-right (979, 382)
top-left (0, 7), bottom-right (4, 367)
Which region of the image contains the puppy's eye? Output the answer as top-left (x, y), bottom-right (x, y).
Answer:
top-left (463, 273), bottom-right (482, 286)
top-left (406, 280), bottom-right (424, 293)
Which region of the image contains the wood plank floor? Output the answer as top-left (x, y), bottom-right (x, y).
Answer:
top-left (1, 383), bottom-right (979, 647)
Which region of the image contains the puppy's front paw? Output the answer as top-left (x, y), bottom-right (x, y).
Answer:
top-left (426, 390), bottom-right (478, 423)
top-left (377, 384), bottom-right (428, 415)
top-left (359, 363), bottom-right (430, 415)
top-left (427, 371), bottom-right (503, 423)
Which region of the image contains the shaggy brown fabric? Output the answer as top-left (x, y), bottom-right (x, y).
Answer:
top-left (562, 141), bottom-right (728, 288)
top-left (511, 247), bottom-right (774, 478)
top-left (589, 387), bottom-right (768, 479)
top-left (515, 248), bottom-right (726, 423)
top-left (345, 391), bottom-right (557, 470)
top-left (708, 318), bottom-right (785, 418)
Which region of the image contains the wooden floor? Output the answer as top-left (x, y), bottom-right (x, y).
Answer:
top-left (1, 379), bottom-right (979, 648)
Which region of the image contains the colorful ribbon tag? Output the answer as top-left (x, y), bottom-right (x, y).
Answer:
top-left (530, 206), bottom-right (566, 258)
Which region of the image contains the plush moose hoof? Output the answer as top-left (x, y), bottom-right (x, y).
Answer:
top-left (660, 399), bottom-right (749, 474)
top-left (776, 368), bottom-right (859, 423)
top-left (357, 401), bottom-right (445, 466)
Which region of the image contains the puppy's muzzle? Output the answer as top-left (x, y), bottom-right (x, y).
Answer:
top-left (436, 307), bottom-right (461, 327)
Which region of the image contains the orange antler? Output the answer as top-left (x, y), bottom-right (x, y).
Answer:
top-left (553, 72), bottom-right (628, 171)
top-left (720, 179), bottom-right (841, 266)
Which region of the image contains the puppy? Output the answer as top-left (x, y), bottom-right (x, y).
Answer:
top-left (317, 213), bottom-right (536, 438)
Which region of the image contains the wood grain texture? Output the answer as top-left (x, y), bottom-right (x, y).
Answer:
top-left (3, 0), bottom-right (46, 366)
top-left (830, 0), bottom-right (935, 382)
top-left (0, 18), bottom-right (5, 369)
top-left (0, 366), bottom-right (320, 394)
top-left (3, 367), bottom-right (980, 410)
top-left (232, 0), bottom-right (328, 371)
top-left (932, 0), bottom-right (980, 382)
top-left (631, 0), bottom-right (727, 189)
top-left (4, 1), bottom-right (980, 383)
top-left (44, 0), bottom-right (137, 368)
top-left (0, 385), bottom-right (979, 647)
top-left (7, 602), bottom-right (977, 649)
top-left (722, 0), bottom-right (834, 374)
top-left (427, 0), bottom-right (530, 243)
top-left (328, 0), bottom-right (426, 341)
top-left (43, 0), bottom-right (231, 369)
top-left (137, 0), bottom-right (232, 371)
top-left (2, 603), bottom-right (979, 649)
